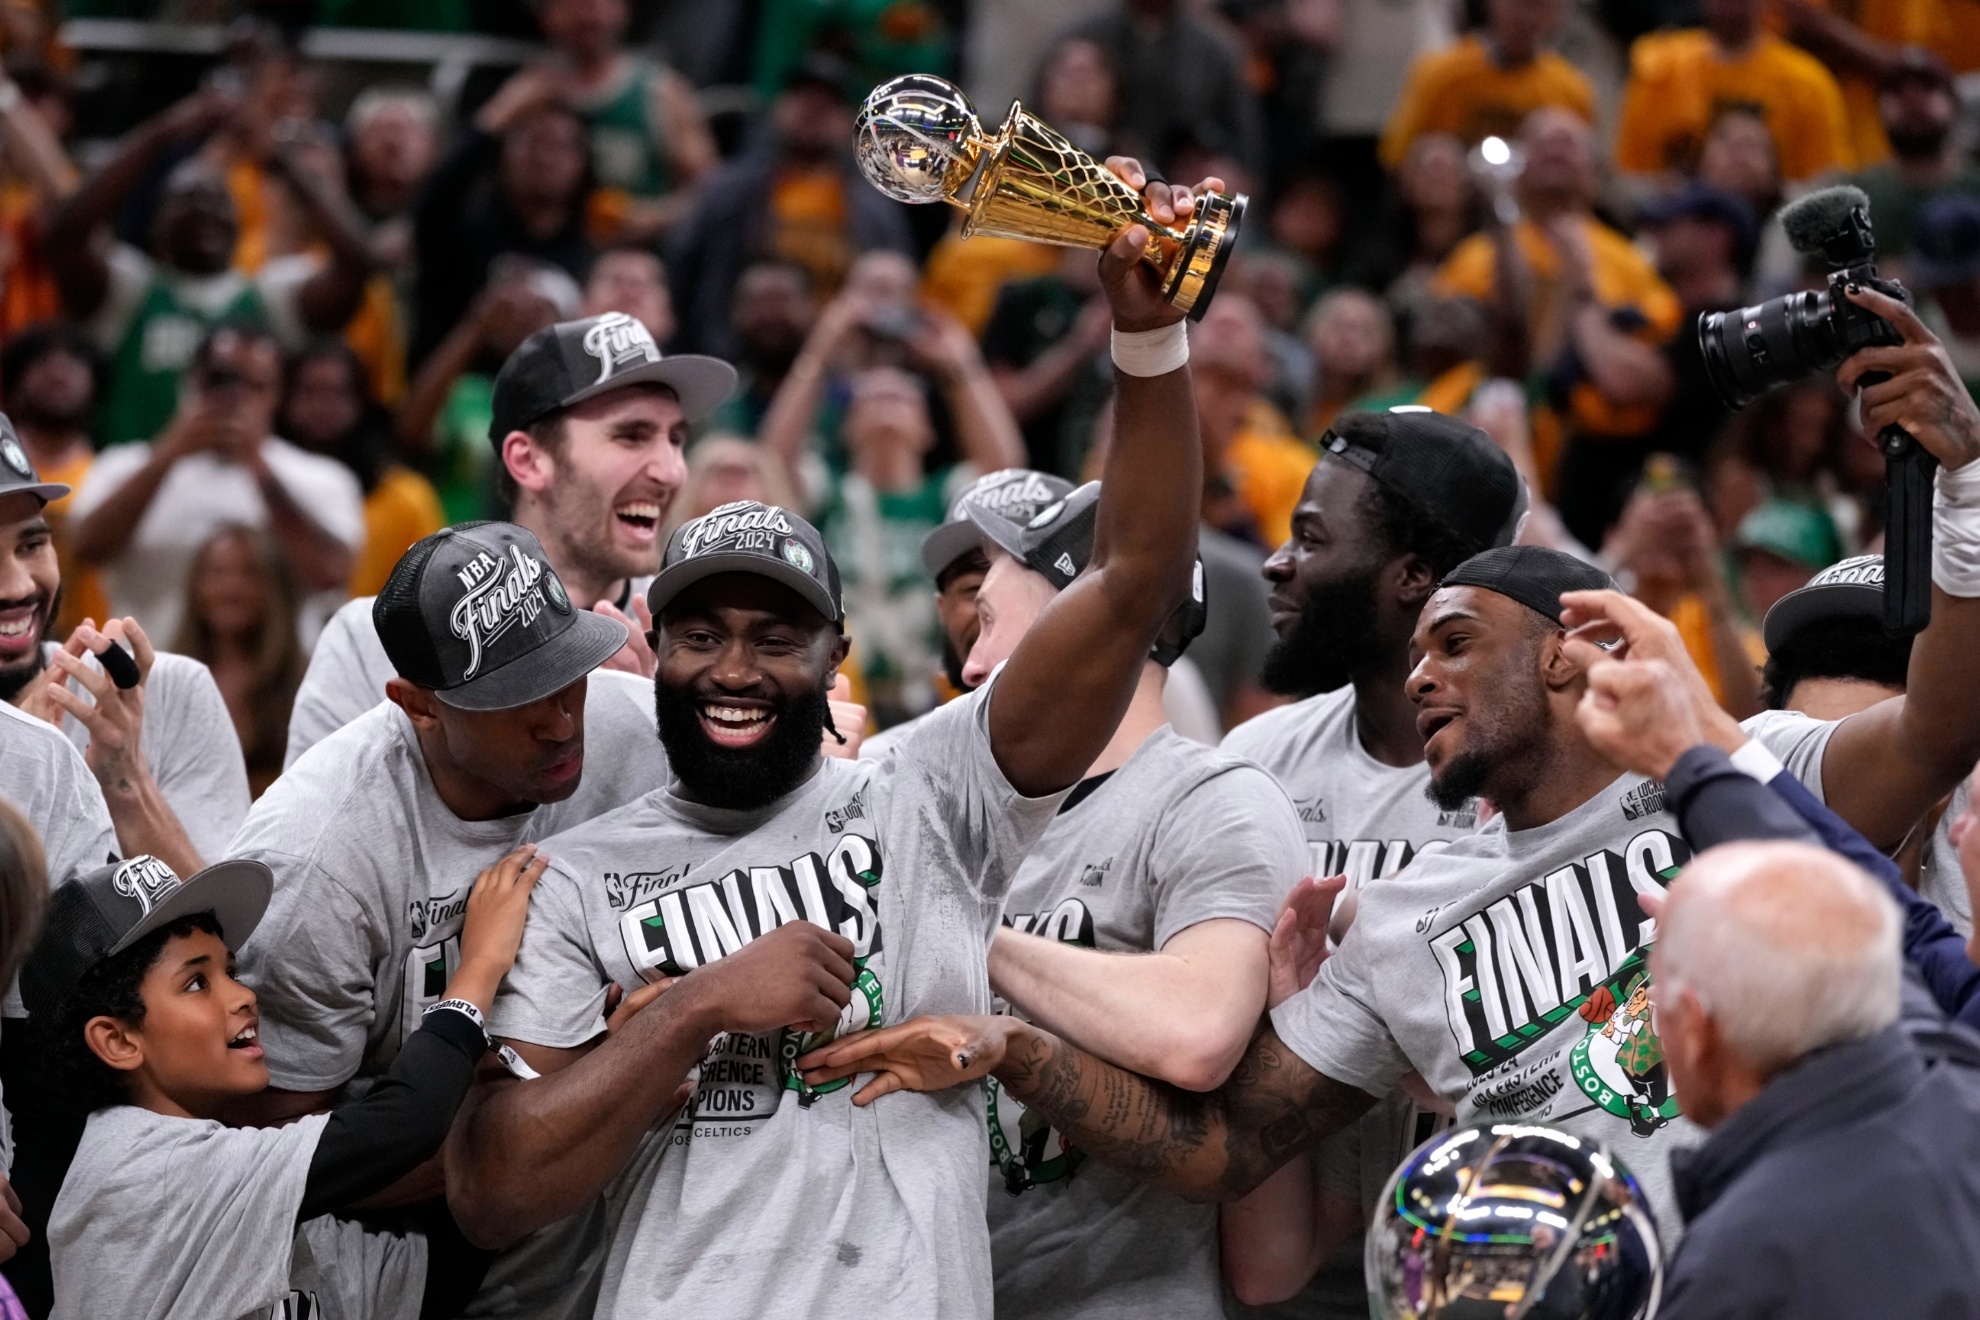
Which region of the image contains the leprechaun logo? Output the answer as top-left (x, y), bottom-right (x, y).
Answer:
top-left (1569, 951), bottom-right (1676, 1135)
top-left (988, 897), bottom-right (1098, 1193)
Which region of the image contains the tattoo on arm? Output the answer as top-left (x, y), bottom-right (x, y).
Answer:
top-left (997, 1022), bottom-right (1376, 1202)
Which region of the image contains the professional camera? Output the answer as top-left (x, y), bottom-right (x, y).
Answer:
top-left (1698, 186), bottom-right (1904, 407)
top-left (1697, 185), bottom-right (1935, 634)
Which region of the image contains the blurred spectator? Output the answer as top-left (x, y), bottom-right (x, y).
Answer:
top-left (278, 339), bottom-right (443, 598)
top-left (1378, 0), bottom-right (1595, 169)
top-left (753, 0), bottom-right (960, 102)
top-left (1718, 377), bottom-right (1854, 516)
top-left (0, 323), bottom-right (108, 636)
top-left (1735, 496), bottom-right (1844, 616)
top-left (703, 259), bottom-right (816, 437)
top-left (1778, 0), bottom-right (1954, 167)
top-left (962, 0), bottom-right (1116, 117)
top-left (68, 322), bottom-right (364, 645)
top-left (921, 35), bottom-right (1122, 334)
top-left (1313, 0), bottom-right (1458, 239)
top-left (1843, 56), bottom-right (1980, 265)
top-left (1344, 132), bottom-right (1480, 314)
top-left (47, 88), bottom-right (373, 449)
top-left (1301, 288), bottom-right (1399, 437)
top-left (343, 88), bottom-right (439, 268)
top-left (665, 434), bottom-right (802, 536)
top-left (760, 284), bottom-right (1024, 723)
top-left (1265, 172), bottom-right (1347, 298)
top-left (1190, 293), bottom-right (1315, 550)
top-left (1063, 0), bottom-right (1264, 179)
top-left (1913, 195), bottom-right (1980, 392)
top-left (202, 31), bottom-right (324, 278)
top-left (0, 65), bottom-right (77, 343)
top-left (1226, 250), bottom-right (1319, 422)
top-left (1640, 185), bottom-right (1755, 468)
top-left (668, 58), bottom-right (913, 360)
top-left (1435, 107), bottom-right (1679, 543)
top-left (981, 246), bottom-right (1111, 477)
top-left (412, 71), bottom-right (594, 366)
top-left (398, 258), bottom-right (576, 523)
top-left (171, 523), bottom-right (304, 798)
top-left (582, 244), bottom-right (675, 344)
top-left (535, 0), bottom-right (716, 243)
top-left (1695, 107), bottom-right (1787, 225)
top-left (1361, 293), bottom-right (1495, 415)
top-left (1614, 0), bottom-right (1851, 183)
top-left (1602, 478), bottom-right (1763, 714)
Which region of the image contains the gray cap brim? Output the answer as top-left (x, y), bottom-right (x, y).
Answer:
top-left (433, 609), bottom-right (630, 712)
top-left (1762, 580), bottom-right (1885, 652)
top-left (646, 553), bottom-right (840, 624)
top-left (962, 505), bottom-right (1029, 565)
top-left (920, 519), bottom-right (992, 579)
top-left (0, 480), bottom-right (70, 505)
top-left (562, 354), bottom-right (738, 422)
top-left (110, 859), bottom-right (273, 955)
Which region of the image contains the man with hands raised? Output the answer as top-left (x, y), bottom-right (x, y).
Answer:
top-left (800, 285), bottom-right (1980, 1239)
top-left (446, 158), bottom-right (1211, 1320)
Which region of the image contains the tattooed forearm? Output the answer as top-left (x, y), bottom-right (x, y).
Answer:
top-left (994, 1021), bottom-right (1376, 1202)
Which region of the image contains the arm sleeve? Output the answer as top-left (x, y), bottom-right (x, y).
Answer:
top-left (1149, 765), bottom-right (1303, 948)
top-left (1268, 935), bottom-right (1410, 1097)
top-left (284, 599), bottom-right (390, 769)
top-left (299, 1007), bottom-right (484, 1220)
top-left (143, 656), bottom-right (251, 861)
top-left (488, 862), bottom-right (614, 1049)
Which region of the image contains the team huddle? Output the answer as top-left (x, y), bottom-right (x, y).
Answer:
top-left (2, 159), bottom-right (1980, 1320)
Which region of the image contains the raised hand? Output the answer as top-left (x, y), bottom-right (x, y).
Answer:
top-left (449, 844), bottom-right (550, 1012)
top-left (1096, 156), bottom-right (1227, 333)
top-left (1573, 655), bottom-right (1708, 781)
top-left (673, 921), bottom-right (856, 1037)
top-left (595, 596), bottom-right (655, 678)
top-left (1267, 876), bottom-right (1346, 1010)
top-left (1840, 285), bottom-right (1980, 473)
top-left (41, 618), bottom-right (155, 793)
top-left (1558, 587), bottom-right (1744, 752)
top-left (797, 1014), bottom-right (1017, 1106)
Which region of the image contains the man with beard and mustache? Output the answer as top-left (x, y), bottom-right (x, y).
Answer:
top-left (0, 408), bottom-right (245, 878)
top-left (223, 520), bottom-right (679, 1319)
top-left (447, 164), bottom-right (1211, 1320)
top-left (857, 467), bottom-right (1074, 763)
top-left (284, 309), bottom-right (738, 764)
top-left (1214, 407), bottom-right (1521, 1313)
top-left (1843, 53), bottom-right (1980, 263)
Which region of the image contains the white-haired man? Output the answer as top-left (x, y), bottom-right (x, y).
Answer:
top-left (1652, 841), bottom-right (1980, 1319)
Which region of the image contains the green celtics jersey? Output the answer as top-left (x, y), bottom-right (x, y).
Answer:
top-left (99, 268), bottom-right (266, 448)
top-left (578, 58), bottom-right (672, 199)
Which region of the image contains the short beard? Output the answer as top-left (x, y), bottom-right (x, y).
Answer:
top-left (942, 633), bottom-right (969, 692)
top-left (1260, 563), bottom-right (1383, 698)
top-left (0, 594), bottom-right (56, 704)
top-left (1887, 125), bottom-right (1949, 160)
top-left (1427, 749), bottom-right (1493, 811)
top-left (654, 678), bottom-right (829, 811)
top-left (12, 397), bottom-right (91, 436)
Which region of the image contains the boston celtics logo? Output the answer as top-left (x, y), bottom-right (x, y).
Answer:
top-left (781, 538), bottom-right (815, 575)
top-left (783, 857), bottom-right (885, 1106)
top-left (1569, 948), bottom-right (1678, 1135)
top-left (987, 1075), bottom-right (1083, 1194)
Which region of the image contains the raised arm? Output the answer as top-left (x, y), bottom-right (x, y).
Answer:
top-left (911, 309), bottom-right (1025, 473)
top-left (1818, 287), bottom-right (1980, 847)
top-left (47, 88), bottom-right (233, 319)
top-left (267, 140), bottom-right (376, 333)
top-left (988, 161), bottom-right (1209, 796)
top-left (800, 1012), bottom-right (1375, 1201)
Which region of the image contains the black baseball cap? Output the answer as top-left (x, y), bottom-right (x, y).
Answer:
top-left (920, 468), bottom-right (1076, 579)
top-left (1319, 409), bottom-right (1525, 555)
top-left (374, 521), bottom-right (629, 711)
top-left (0, 413), bottom-right (68, 504)
top-left (646, 501), bottom-right (842, 624)
top-left (967, 482), bottom-right (1209, 665)
top-left (1441, 545), bottom-right (1616, 624)
top-left (21, 855), bottom-right (272, 1020)
top-left (488, 312), bottom-right (737, 443)
top-left (1763, 553), bottom-right (1885, 651)
top-left (1639, 184), bottom-right (1760, 268)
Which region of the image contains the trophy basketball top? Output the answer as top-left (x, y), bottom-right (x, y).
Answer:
top-left (854, 74), bottom-right (985, 204)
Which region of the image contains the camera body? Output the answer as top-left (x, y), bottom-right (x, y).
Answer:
top-left (1699, 203), bottom-right (1905, 415)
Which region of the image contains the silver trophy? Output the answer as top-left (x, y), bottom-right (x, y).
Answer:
top-left (1367, 1122), bottom-right (1663, 1319)
top-left (1469, 135), bottom-right (1526, 227)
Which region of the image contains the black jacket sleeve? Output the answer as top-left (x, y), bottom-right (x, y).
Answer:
top-left (298, 1008), bottom-right (485, 1221)
top-left (1663, 745), bottom-right (1823, 850)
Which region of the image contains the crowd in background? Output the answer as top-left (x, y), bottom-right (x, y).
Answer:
top-left (0, 0), bottom-right (1976, 776)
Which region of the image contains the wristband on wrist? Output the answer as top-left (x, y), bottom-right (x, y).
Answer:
top-left (1111, 321), bottom-right (1188, 377)
top-left (426, 997), bottom-right (488, 1039)
top-left (1932, 458), bottom-right (1980, 598)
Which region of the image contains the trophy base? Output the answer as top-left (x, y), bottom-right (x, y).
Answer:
top-left (1164, 190), bottom-right (1246, 320)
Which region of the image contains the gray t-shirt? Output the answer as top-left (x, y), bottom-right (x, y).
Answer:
top-left (492, 680), bottom-right (1065, 1320)
top-left (1917, 777), bottom-right (1972, 937)
top-left (49, 1106), bottom-right (423, 1320)
top-left (235, 668), bottom-right (668, 1091)
top-left (44, 643), bottom-right (250, 863)
top-left (985, 727), bottom-right (1302, 1320)
top-left (1269, 710), bottom-right (1836, 1239)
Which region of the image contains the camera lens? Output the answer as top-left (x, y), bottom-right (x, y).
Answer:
top-left (1699, 289), bottom-right (1846, 409)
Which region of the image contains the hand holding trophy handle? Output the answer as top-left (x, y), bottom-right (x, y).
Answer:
top-left (854, 74), bottom-right (1247, 319)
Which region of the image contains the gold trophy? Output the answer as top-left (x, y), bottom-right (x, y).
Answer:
top-left (854, 74), bottom-right (1247, 318)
